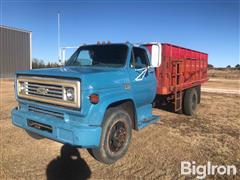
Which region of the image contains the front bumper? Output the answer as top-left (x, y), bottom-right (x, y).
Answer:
top-left (11, 107), bottom-right (101, 148)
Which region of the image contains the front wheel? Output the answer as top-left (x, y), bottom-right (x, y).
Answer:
top-left (88, 108), bottom-right (132, 164)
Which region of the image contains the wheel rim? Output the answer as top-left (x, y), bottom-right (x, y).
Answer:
top-left (108, 121), bottom-right (127, 153)
top-left (192, 93), bottom-right (197, 111)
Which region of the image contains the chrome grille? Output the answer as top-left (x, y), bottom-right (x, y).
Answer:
top-left (26, 82), bottom-right (63, 99)
top-left (29, 106), bottom-right (64, 119)
top-left (17, 76), bottom-right (80, 108)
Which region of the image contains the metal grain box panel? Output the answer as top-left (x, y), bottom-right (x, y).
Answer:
top-left (145, 43), bottom-right (208, 95)
top-left (0, 26), bottom-right (32, 78)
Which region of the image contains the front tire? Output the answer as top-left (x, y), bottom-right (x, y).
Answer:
top-left (88, 108), bottom-right (132, 164)
top-left (183, 88), bottom-right (198, 116)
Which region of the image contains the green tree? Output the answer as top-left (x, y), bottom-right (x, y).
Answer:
top-left (208, 64), bottom-right (214, 68)
top-left (32, 58), bottom-right (60, 69)
top-left (235, 64), bottom-right (240, 69)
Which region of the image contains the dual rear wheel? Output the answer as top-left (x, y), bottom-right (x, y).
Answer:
top-left (153, 87), bottom-right (200, 116)
top-left (183, 87), bottom-right (199, 116)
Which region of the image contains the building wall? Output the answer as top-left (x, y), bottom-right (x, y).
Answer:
top-left (0, 26), bottom-right (31, 78)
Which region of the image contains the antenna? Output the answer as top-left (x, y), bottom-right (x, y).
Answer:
top-left (58, 13), bottom-right (61, 62)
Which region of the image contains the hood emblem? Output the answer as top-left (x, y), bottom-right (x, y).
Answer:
top-left (36, 87), bottom-right (48, 95)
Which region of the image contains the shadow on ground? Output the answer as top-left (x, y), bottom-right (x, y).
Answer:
top-left (46, 144), bottom-right (91, 180)
top-left (154, 100), bottom-right (178, 113)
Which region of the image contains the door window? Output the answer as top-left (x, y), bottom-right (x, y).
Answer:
top-left (131, 47), bottom-right (149, 69)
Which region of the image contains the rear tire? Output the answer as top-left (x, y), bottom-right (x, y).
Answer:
top-left (183, 88), bottom-right (198, 116)
top-left (88, 107), bottom-right (132, 164)
top-left (196, 86), bottom-right (201, 104)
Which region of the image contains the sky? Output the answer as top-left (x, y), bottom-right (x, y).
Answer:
top-left (0, 0), bottom-right (239, 67)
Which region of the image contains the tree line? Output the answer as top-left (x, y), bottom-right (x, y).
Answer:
top-left (208, 64), bottom-right (240, 69)
top-left (32, 58), bottom-right (61, 69)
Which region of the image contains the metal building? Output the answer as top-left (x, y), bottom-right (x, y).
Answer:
top-left (0, 26), bottom-right (32, 78)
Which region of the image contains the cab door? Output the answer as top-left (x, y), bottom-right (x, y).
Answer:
top-left (128, 47), bottom-right (157, 107)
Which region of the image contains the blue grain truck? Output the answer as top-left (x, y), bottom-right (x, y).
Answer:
top-left (12, 43), bottom-right (159, 164)
top-left (12, 42), bottom-right (207, 164)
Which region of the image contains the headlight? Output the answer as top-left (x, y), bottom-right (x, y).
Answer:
top-left (18, 81), bottom-right (26, 94)
top-left (65, 87), bottom-right (75, 101)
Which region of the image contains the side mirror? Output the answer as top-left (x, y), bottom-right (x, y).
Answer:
top-left (150, 44), bottom-right (161, 67)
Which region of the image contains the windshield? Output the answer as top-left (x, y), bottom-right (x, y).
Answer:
top-left (66, 44), bottom-right (128, 68)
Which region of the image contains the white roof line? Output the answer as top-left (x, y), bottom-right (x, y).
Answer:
top-left (0, 25), bottom-right (32, 34)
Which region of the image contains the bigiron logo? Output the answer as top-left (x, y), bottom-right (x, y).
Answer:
top-left (181, 161), bottom-right (237, 179)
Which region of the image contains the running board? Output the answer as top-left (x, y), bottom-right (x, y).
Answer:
top-left (143, 115), bottom-right (159, 123)
top-left (138, 115), bottom-right (160, 129)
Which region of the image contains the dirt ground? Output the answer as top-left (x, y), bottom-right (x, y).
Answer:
top-left (0, 70), bottom-right (239, 179)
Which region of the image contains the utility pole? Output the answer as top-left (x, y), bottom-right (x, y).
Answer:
top-left (58, 13), bottom-right (61, 62)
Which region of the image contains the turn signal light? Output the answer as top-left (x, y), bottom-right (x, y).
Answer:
top-left (89, 94), bottom-right (99, 104)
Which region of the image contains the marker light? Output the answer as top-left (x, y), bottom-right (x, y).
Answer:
top-left (89, 94), bottom-right (99, 104)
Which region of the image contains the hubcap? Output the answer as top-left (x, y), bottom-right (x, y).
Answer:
top-left (109, 121), bottom-right (127, 153)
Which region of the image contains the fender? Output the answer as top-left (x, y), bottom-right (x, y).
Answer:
top-left (87, 89), bottom-right (137, 127)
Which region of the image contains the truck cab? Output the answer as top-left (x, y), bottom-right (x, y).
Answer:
top-left (12, 43), bottom-right (160, 164)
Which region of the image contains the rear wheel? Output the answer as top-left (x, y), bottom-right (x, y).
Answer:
top-left (196, 86), bottom-right (201, 104)
top-left (183, 88), bottom-right (198, 116)
top-left (88, 108), bottom-right (132, 164)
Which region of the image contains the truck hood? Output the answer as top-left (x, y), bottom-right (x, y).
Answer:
top-left (16, 66), bottom-right (129, 90)
top-left (17, 66), bottom-right (119, 77)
